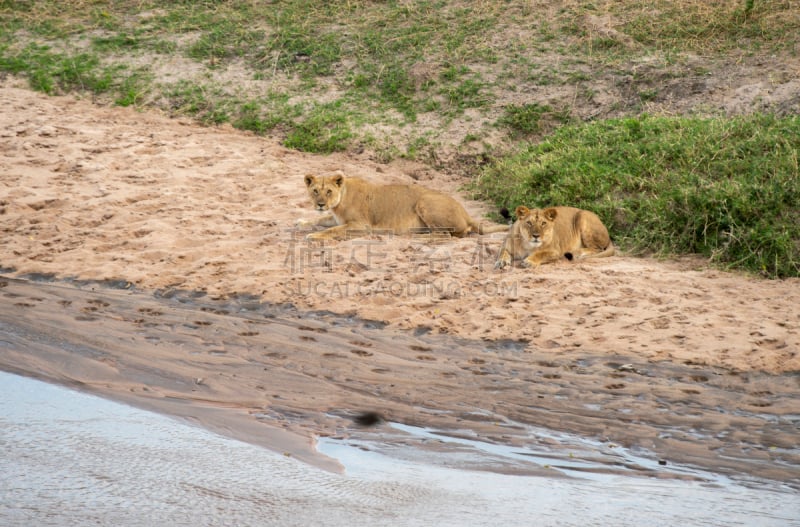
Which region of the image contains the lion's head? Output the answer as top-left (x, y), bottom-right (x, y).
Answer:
top-left (515, 205), bottom-right (558, 248)
top-left (304, 172), bottom-right (345, 211)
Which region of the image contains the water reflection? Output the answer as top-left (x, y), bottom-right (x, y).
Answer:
top-left (1, 371), bottom-right (797, 527)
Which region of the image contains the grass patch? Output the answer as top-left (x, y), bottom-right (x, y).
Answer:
top-left (0, 42), bottom-right (146, 98)
top-left (232, 93), bottom-right (302, 135)
top-left (497, 103), bottom-right (572, 138)
top-left (2, 1), bottom-right (797, 135)
top-left (163, 80), bottom-right (230, 124)
top-left (283, 101), bottom-right (353, 153)
top-left (619, 0), bottom-right (798, 53)
top-left (472, 114), bottom-right (800, 278)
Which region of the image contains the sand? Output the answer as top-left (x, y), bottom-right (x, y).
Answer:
top-left (1, 82), bottom-right (799, 485)
top-left (2, 82), bottom-right (798, 374)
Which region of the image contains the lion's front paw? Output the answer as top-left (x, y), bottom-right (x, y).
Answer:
top-left (494, 249), bottom-right (513, 270)
top-left (296, 218), bottom-right (315, 228)
top-left (521, 257), bottom-right (540, 269)
top-left (494, 258), bottom-right (510, 270)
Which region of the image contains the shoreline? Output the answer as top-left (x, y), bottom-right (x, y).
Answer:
top-left (4, 370), bottom-right (796, 527)
top-left (2, 275), bottom-right (798, 489)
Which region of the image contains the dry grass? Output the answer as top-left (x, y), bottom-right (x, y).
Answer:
top-left (1, 0), bottom-right (798, 161)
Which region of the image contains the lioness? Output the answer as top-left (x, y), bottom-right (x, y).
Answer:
top-left (299, 172), bottom-right (508, 240)
top-left (495, 205), bottom-right (614, 268)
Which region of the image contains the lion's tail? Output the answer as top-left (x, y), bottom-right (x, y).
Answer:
top-left (574, 242), bottom-right (615, 260)
top-left (472, 220), bottom-right (510, 235)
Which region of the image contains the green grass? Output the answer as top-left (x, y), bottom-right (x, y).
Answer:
top-left (472, 114), bottom-right (800, 278)
top-left (283, 101), bottom-right (354, 153)
top-left (0, 42), bottom-right (145, 97)
top-left (497, 103), bottom-right (573, 138)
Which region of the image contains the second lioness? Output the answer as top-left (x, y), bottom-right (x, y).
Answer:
top-left (300, 173), bottom-right (508, 240)
top-left (495, 205), bottom-right (614, 268)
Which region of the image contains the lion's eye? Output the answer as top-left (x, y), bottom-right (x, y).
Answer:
top-left (326, 190), bottom-right (332, 196)
top-left (312, 189), bottom-right (319, 195)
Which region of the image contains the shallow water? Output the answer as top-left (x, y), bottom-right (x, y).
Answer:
top-left (1, 371), bottom-right (797, 527)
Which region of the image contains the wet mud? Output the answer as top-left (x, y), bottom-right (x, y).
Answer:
top-left (1, 275), bottom-right (797, 489)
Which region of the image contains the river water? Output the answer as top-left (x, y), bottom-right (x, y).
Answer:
top-left (1, 370), bottom-right (797, 526)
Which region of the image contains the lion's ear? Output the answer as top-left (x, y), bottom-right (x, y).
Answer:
top-left (304, 174), bottom-right (316, 187)
top-left (544, 207), bottom-right (558, 221)
top-left (515, 205), bottom-right (530, 218)
top-left (332, 173), bottom-right (345, 187)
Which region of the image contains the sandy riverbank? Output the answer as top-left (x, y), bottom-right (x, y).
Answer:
top-left (1, 83), bottom-right (799, 487)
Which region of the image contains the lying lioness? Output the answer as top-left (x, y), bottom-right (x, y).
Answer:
top-left (299, 172), bottom-right (508, 240)
top-left (495, 205), bottom-right (614, 268)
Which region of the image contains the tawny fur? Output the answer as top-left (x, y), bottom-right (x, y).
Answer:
top-left (299, 172), bottom-right (508, 240)
top-left (495, 205), bottom-right (614, 268)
